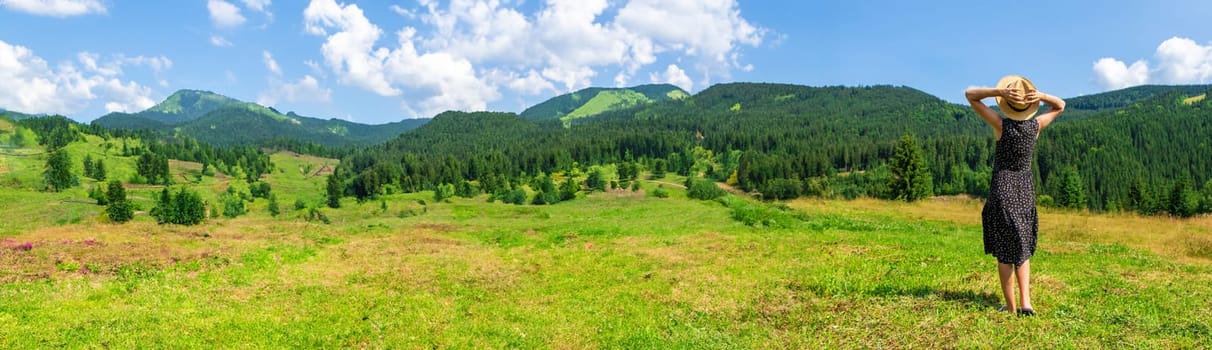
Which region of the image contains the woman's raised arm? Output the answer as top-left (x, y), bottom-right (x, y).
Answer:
top-left (1027, 91), bottom-right (1065, 131)
top-left (966, 87), bottom-right (1019, 139)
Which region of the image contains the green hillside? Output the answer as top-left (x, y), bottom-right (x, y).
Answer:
top-left (520, 84), bottom-right (688, 122)
top-left (1048, 84), bottom-right (1212, 121)
top-left (140, 89), bottom-right (246, 124)
top-left (92, 90), bottom-right (427, 148)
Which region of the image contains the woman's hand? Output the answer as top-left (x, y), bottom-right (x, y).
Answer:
top-left (1023, 90), bottom-right (1041, 105)
top-left (999, 88), bottom-right (1026, 105)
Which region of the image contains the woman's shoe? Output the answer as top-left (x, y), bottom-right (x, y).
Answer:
top-left (1017, 308), bottom-right (1035, 316)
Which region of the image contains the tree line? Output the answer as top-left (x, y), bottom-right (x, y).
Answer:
top-left (324, 83), bottom-right (1212, 217)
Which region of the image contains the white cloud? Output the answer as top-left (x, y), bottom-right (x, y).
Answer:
top-left (241, 0), bottom-right (270, 13)
top-left (74, 52), bottom-right (172, 77)
top-left (493, 69), bottom-right (555, 95)
top-left (616, 0), bottom-right (764, 68)
top-left (1153, 37), bottom-right (1212, 84)
top-left (0, 40), bottom-right (159, 116)
top-left (649, 64), bottom-right (692, 91)
top-left (1093, 36), bottom-right (1212, 90)
top-left (209, 35), bottom-right (234, 47)
top-left (303, 59), bottom-right (324, 77)
top-left (301, 0), bottom-right (765, 117)
top-left (1092, 58), bottom-right (1148, 90)
top-left (304, 0), bottom-right (498, 116)
top-left (262, 50), bottom-right (282, 75)
top-left (389, 4), bottom-right (416, 19)
top-left (122, 55), bottom-right (173, 73)
top-left (208, 0), bottom-right (246, 28)
top-left (0, 0), bottom-right (105, 17)
top-left (303, 0), bottom-right (396, 95)
top-left (258, 75), bottom-right (332, 106)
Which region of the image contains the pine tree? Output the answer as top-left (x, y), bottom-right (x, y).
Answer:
top-left (82, 154), bottom-right (95, 178)
top-left (1057, 167), bottom-right (1087, 210)
top-left (221, 187), bottom-right (246, 218)
top-left (1169, 178), bottom-right (1200, 218)
top-left (105, 180), bottom-right (133, 223)
top-left (43, 148), bottom-right (77, 192)
top-left (586, 168), bottom-right (606, 192)
top-left (531, 175), bottom-right (560, 205)
top-left (888, 134), bottom-right (933, 202)
top-left (151, 188), bottom-right (174, 224)
top-left (326, 174), bottom-right (342, 208)
top-left (174, 187), bottom-right (206, 225)
top-left (89, 184), bottom-right (108, 205)
top-left (267, 194), bottom-right (281, 216)
top-left (92, 158), bottom-right (106, 180)
top-left (559, 177), bottom-right (579, 200)
top-left (1201, 179), bottom-right (1212, 215)
top-left (651, 159), bottom-right (667, 179)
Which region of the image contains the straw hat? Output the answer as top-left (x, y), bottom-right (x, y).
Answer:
top-left (995, 75), bottom-right (1040, 121)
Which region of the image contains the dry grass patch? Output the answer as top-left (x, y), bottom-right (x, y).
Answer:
top-left (787, 197), bottom-right (1212, 263)
top-left (0, 218), bottom-right (331, 282)
top-left (0, 222), bottom-right (226, 282)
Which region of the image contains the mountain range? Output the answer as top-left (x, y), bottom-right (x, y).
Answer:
top-left (5, 79), bottom-right (1210, 214)
top-left (89, 90), bottom-right (428, 148)
top-left (79, 84), bottom-right (688, 148)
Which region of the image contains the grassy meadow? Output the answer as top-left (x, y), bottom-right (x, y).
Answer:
top-left (1, 147), bottom-right (1210, 348)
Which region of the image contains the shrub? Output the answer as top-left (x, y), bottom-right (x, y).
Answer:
top-left (268, 194), bottom-right (281, 217)
top-left (434, 183), bottom-right (455, 202)
top-left (651, 185), bottom-right (670, 198)
top-left (760, 178), bottom-right (803, 201)
top-left (586, 169), bottom-right (606, 192)
top-left (221, 188), bottom-right (246, 218)
top-left (250, 181), bottom-right (272, 199)
top-left (1036, 194), bottom-right (1055, 207)
top-left (89, 185), bottom-right (108, 205)
top-left (687, 178), bottom-right (726, 200)
top-left (151, 186), bottom-right (206, 225)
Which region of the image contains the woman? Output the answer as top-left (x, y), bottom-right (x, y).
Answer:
top-left (964, 75), bottom-right (1065, 316)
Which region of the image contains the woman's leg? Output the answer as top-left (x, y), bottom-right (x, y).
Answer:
top-left (998, 262), bottom-right (1016, 311)
top-left (1015, 260), bottom-right (1032, 310)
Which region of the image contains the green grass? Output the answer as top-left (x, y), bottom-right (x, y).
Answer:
top-left (264, 151), bottom-right (337, 209)
top-left (1, 150), bottom-right (1210, 347)
top-left (562, 90), bottom-right (651, 123)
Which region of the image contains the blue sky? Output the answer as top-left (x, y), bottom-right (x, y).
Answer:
top-left (2, 0), bottom-right (1212, 124)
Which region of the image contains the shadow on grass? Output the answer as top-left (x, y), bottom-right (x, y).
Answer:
top-left (797, 282), bottom-right (1001, 309)
top-left (871, 285), bottom-right (1002, 309)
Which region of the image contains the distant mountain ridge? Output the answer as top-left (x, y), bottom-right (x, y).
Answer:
top-left (520, 83), bottom-right (688, 123)
top-left (141, 89), bottom-right (246, 124)
top-left (0, 108), bottom-right (42, 121)
top-left (92, 90), bottom-right (426, 147)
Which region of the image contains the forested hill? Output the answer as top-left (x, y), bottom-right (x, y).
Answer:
top-left (333, 82), bottom-right (1212, 217)
top-left (1051, 84), bottom-right (1211, 121)
top-left (91, 89), bottom-right (427, 148)
top-left (337, 83), bottom-right (987, 197)
top-left (136, 89), bottom-right (246, 124)
top-left (0, 109), bottom-right (41, 121)
top-left (519, 83), bottom-right (688, 123)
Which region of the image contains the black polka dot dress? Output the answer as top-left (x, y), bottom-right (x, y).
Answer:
top-left (982, 118), bottom-right (1039, 266)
